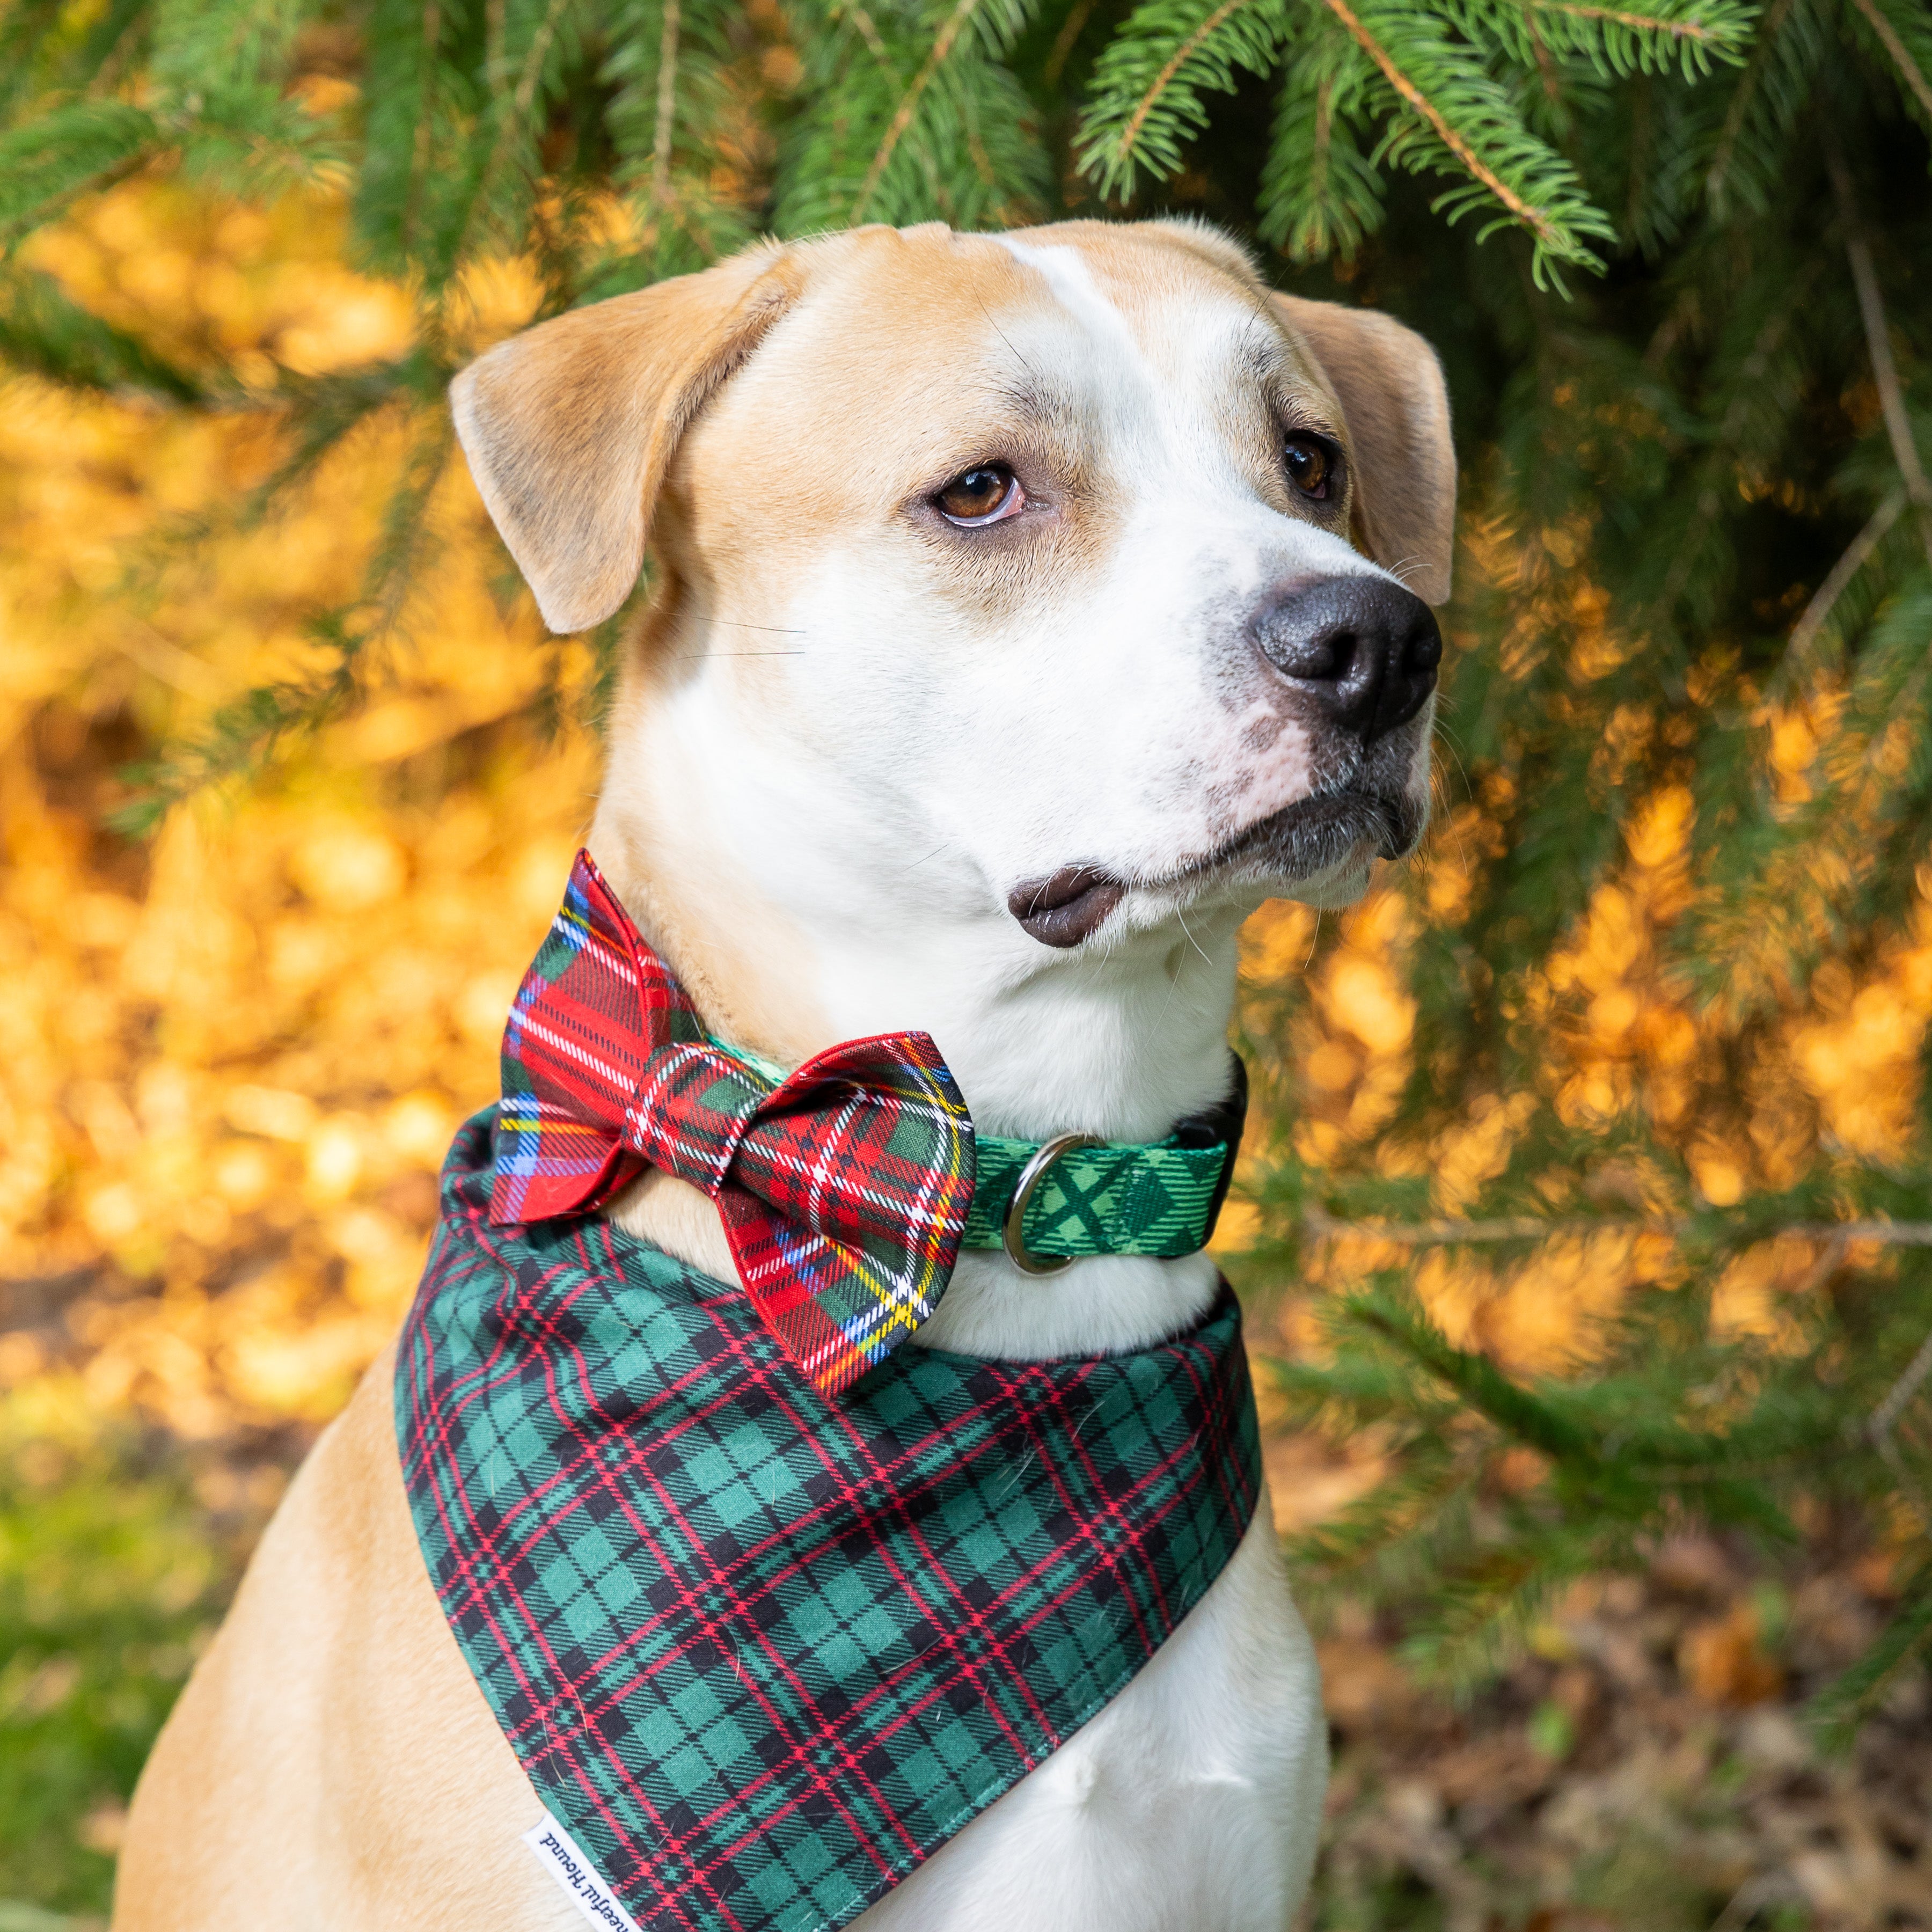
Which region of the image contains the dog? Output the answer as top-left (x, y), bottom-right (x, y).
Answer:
top-left (114, 215), bottom-right (1453, 1931)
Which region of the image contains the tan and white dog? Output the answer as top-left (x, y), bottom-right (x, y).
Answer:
top-left (115, 216), bottom-right (1453, 1931)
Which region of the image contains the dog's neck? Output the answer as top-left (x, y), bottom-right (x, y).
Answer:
top-left (587, 646), bottom-right (1242, 1362)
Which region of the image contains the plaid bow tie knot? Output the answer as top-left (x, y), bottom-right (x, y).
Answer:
top-left (489, 851), bottom-right (975, 1395)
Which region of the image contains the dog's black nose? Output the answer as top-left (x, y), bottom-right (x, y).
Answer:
top-left (1254, 577), bottom-right (1441, 744)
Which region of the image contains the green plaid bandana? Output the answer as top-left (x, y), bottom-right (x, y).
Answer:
top-left (399, 1111), bottom-right (1261, 1932)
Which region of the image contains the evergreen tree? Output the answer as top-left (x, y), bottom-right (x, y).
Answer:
top-left (3, 0), bottom-right (1929, 1743)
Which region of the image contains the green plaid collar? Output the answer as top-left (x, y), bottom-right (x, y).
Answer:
top-left (719, 1032), bottom-right (1248, 1276)
top-left (493, 847), bottom-right (1245, 1398)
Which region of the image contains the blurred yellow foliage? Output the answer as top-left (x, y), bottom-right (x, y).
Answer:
top-left (8, 172), bottom-right (1932, 1446)
top-left (3, 180), bottom-right (596, 1437)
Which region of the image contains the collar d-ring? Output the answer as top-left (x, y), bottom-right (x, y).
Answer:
top-left (1002, 1133), bottom-right (1104, 1276)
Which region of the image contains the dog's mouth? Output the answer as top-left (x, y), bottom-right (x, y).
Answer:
top-left (1173, 786), bottom-right (1423, 888)
top-left (1008, 789), bottom-right (1421, 950)
top-left (1007, 864), bottom-right (1128, 948)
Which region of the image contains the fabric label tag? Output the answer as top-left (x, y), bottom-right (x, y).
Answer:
top-left (522, 1812), bottom-right (645, 1932)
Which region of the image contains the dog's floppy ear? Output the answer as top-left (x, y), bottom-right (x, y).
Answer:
top-left (1270, 295), bottom-right (1456, 606)
top-left (451, 247), bottom-right (801, 634)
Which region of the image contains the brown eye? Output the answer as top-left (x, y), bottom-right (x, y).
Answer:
top-left (1284, 436), bottom-right (1333, 500)
top-left (936, 464), bottom-right (1023, 526)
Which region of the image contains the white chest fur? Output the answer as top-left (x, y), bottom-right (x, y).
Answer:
top-left (853, 1495), bottom-right (1326, 1932)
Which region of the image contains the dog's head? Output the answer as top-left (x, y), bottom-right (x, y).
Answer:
top-left (453, 220), bottom-right (1453, 960)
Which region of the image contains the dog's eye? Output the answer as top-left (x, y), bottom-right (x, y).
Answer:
top-left (1284, 436), bottom-right (1333, 501)
top-left (936, 465), bottom-right (1024, 526)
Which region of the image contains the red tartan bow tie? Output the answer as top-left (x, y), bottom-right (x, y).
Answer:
top-left (489, 851), bottom-right (975, 1395)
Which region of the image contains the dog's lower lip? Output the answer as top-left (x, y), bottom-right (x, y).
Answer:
top-left (1169, 789), bottom-right (1418, 888)
top-left (1008, 865), bottom-right (1127, 948)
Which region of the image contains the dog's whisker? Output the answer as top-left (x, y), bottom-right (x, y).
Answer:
top-left (1175, 906), bottom-right (1213, 969)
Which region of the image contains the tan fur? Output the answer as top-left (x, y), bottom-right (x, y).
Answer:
top-left (452, 244), bottom-right (805, 633)
top-left (608, 1165), bottom-right (740, 1279)
top-left (116, 1346), bottom-right (570, 1929)
top-left (116, 219), bottom-right (1457, 1929)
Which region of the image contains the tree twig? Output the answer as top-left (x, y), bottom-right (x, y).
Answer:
top-left (1321, 0), bottom-right (1564, 250)
top-left (1101, 0), bottom-right (1258, 178)
top-left (1823, 129), bottom-right (1932, 570)
top-left (1526, 0), bottom-right (1736, 44)
top-left (1777, 488), bottom-right (1905, 689)
top-left (1873, 1324), bottom-right (1932, 1437)
top-left (1042, 0), bottom-right (1096, 86)
top-left (1301, 1206), bottom-right (1932, 1247)
top-left (651, 0), bottom-right (681, 209)
top-left (1845, 0), bottom-right (1932, 126)
top-left (1870, 1322), bottom-right (1932, 1531)
top-left (853, 0), bottom-right (986, 222)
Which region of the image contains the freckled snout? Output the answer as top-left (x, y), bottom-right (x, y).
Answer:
top-left (1253, 577), bottom-right (1441, 744)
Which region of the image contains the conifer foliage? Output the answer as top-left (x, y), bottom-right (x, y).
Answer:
top-left (5, 0), bottom-right (1932, 1745)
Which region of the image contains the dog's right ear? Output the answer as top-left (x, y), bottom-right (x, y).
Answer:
top-left (1270, 295), bottom-right (1456, 606)
top-left (450, 247), bottom-right (802, 634)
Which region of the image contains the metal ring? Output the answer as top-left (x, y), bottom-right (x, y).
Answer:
top-left (1001, 1133), bottom-right (1103, 1277)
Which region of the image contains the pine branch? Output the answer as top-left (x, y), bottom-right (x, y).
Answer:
top-left (1258, 24), bottom-right (1384, 259)
top-left (1503, 0), bottom-right (1756, 83)
top-left (110, 653), bottom-right (363, 837)
top-left (1527, 0), bottom-right (1737, 41)
top-left (778, 0), bottom-right (1043, 233)
top-left (0, 266), bottom-right (203, 402)
top-left (1326, 0), bottom-right (1535, 226)
top-left (1702, 0), bottom-right (1801, 215)
top-left (462, 0), bottom-right (579, 257)
top-left (0, 99), bottom-right (158, 240)
top-left (854, 0), bottom-right (992, 221)
top-left (1345, 1296), bottom-right (1601, 1460)
top-left (113, 412), bottom-right (454, 829)
top-left (1075, 0), bottom-right (1287, 199)
top-left (1318, 0), bottom-right (1617, 279)
top-left (1844, 0), bottom-right (1932, 126)
top-left (148, 0), bottom-right (303, 94)
top-left (1810, 1560), bottom-right (1932, 1750)
top-left (355, 0), bottom-right (450, 270)
top-left (1091, 0), bottom-right (1267, 185)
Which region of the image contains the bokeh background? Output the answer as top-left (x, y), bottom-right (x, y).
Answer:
top-left (5, 2), bottom-right (1932, 1924)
